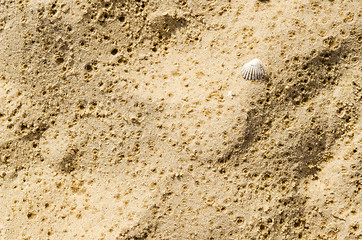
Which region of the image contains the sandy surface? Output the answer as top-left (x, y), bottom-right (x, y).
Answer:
top-left (0, 0), bottom-right (361, 239)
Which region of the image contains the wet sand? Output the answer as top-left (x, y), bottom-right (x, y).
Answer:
top-left (0, 0), bottom-right (361, 239)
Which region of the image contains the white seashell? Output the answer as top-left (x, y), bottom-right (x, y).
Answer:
top-left (241, 58), bottom-right (266, 80)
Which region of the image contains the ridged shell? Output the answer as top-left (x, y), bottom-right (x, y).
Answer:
top-left (241, 58), bottom-right (266, 80)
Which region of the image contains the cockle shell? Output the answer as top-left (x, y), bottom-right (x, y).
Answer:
top-left (241, 58), bottom-right (266, 80)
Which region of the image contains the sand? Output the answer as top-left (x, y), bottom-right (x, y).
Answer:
top-left (0, 0), bottom-right (361, 239)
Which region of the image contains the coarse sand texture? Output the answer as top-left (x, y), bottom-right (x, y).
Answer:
top-left (0, 0), bottom-right (361, 239)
